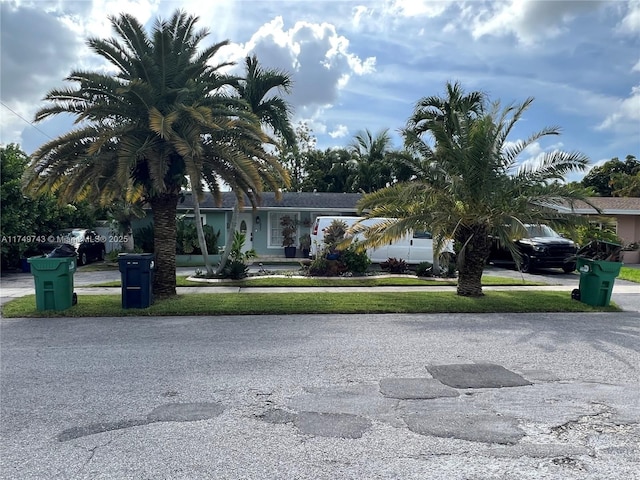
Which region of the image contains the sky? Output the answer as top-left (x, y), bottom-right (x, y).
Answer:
top-left (1, 0), bottom-right (639, 182)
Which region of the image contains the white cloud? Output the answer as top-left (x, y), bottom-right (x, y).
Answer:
top-left (632, 59), bottom-right (640, 72)
top-left (465, 0), bottom-right (606, 46)
top-left (234, 16), bottom-right (376, 110)
top-left (597, 85), bottom-right (640, 130)
top-left (329, 124), bottom-right (349, 138)
top-left (617, 0), bottom-right (640, 35)
top-left (386, 0), bottom-right (451, 18)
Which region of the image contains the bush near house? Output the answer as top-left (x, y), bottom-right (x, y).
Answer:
top-left (134, 219), bottom-right (220, 255)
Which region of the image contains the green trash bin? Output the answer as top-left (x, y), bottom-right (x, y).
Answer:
top-left (28, 256), bottom-right (77, 311)
top-left (576, 257), bottom-right (622, 307)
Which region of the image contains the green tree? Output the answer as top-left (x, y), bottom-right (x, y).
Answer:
top-left (279, 121), bottom-right (317, 192)
top-left (22, 11), bottom-right (286, 297)
top-left (1, 144), bottom-right (97, 269)
top-left (214, 54), bottom-right (295, 274)
top-left (355, 82), bottom-right (590, 296)
top-left (347, 129), bottom-right (396, 193)
top-left (300, 147), bottom-right (354, 192)
top-left (582, 154), bottom-right (639, 196)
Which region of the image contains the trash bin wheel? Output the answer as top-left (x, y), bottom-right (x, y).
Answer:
top-left (571, 288), bottom-right (581, 301)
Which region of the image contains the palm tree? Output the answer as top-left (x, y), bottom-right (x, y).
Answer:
top-left (216, 55), bottom-right (295, 274)
top-left (23, 11), bottom-right (286, 297)
top-left (355, 82), bottom-right (590, 296)
top-left (347, 129), bottom-right (395, 193)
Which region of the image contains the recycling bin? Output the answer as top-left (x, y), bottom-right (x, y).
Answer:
top-left (575, 255), bottom-right (622, 307)
top-left (118, 253), bottom-right (155, 308)
top-left (28, 254), bottom-right (77, 311)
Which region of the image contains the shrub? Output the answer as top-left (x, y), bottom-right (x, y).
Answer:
top-left (341, 243), bottom-right (371, 275)
top-left (323, 219), bottom-right (348, 252)
top-left (380, 257), bottom-right (407, 273)
top-left (415, 261), bottom-right (434, 277)
top-left (221, 260), bottom-right (249, 280)
top-left (133, 219), bottom-right (220, 254)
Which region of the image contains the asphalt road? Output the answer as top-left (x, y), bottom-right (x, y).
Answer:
top-left (1, 312), bottom-right (639, 479)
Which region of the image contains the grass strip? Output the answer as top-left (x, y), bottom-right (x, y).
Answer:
top-left (2, 291), bottom-right (617, 318)
top-left (619, 266), bottom-right (640, 283)
top-left (87, 275), bottom-right (543, 288)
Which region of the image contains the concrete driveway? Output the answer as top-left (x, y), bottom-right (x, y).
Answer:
top-left (1, 312), bottom-right (638, 479)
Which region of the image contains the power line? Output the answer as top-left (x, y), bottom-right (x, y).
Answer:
top-left (0, 101), bottom-right (54, 141)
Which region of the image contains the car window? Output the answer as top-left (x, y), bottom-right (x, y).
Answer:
top-left (525, 225), bottom-right (558, 238)
top-left (413, 231), bottom-right (433, 239)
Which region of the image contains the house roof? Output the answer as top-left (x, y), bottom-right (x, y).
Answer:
top-left (179, 191), bottom-right (364, 212)
top-left (550, 197), bottom-right (640, 215)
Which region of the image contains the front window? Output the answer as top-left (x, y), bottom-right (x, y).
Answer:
top-left (269, 212), bottom-right (298, 248)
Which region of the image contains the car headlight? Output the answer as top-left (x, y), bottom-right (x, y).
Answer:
top-left (532, 245), bottom-right (547, 253)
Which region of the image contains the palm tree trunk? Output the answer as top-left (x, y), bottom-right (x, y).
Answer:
top-left (455, 226), bottom-right (490, 297)
top-left (150, 193), bottom-right (179, 298)
top-left (216, 201), bottom-right (239, 275)
top-left (193, 196), bottom-right (214, 276)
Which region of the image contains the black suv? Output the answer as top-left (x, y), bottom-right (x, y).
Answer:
top-left (489, 224), bottom-right (577, 273)
top-left (37, 228), bottom-right (106, 266)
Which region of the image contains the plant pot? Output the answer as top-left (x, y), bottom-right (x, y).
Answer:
top-left (284, 246), bottom-right (297, 258)
top-left (621, 250), bottom-right (640, 264)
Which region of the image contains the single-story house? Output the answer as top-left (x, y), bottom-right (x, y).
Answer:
top-left (549, 197), bottom-right (640, 246)
top-left (133, 191), bottom-right (363, 260)
top-left (133, 192), bottom-right (640, 263)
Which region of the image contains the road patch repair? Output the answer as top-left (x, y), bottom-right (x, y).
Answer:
top-left (57, 402), bottom-right (225, 441)
top-left (55, 363), bottom-right (639, 465)
top-left (251, 362), bottom-right (640, 456)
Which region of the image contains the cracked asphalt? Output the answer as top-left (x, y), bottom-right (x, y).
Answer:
top-left (1, 311), bottom-right (639, 479)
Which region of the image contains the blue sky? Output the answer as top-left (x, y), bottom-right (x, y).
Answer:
top-left (1, 0), bottom-right (638, 182)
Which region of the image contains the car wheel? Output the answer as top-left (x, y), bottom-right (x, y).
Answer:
top-left (78, 252), bottom-right (87, 266)
top-left (562, 263), bottom-right (576, 273)
top-left (99, 248), bottom-right (106, 261)
top-left (519, 255), bottom-right (532, 273)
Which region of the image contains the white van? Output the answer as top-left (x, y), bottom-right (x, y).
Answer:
top-left (309, 216), bottom-right (452, 264)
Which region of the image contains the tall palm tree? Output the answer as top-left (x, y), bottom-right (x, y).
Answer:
top-left (348, 129), bottom-right (395, 193)
top-left (23, 11), bottom-right (286, 297)
top-left (236, 54), bottom-right (296, 148)
top-left (355, 83), bottom-right (590, 296)
top-left (215, 55), bottom-right (295, 274)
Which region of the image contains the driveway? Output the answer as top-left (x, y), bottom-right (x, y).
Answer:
top-left (1, 312), bottom-right (639, 479)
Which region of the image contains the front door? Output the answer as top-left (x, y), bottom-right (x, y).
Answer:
top-left (237, 213), bottom-right (253, 252)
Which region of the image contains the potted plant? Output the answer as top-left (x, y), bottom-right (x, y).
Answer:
top-left (299, 233), bottom-right (311, 258)
top-left (280, 215), bottom-right (297, 258)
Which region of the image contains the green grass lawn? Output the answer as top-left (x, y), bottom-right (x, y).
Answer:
top-left (87, 274), bottom-right (544, 288)
top-left (2, 290), bottom-right (617, 318)
top-left (619, 266), bottom-right (640, 283)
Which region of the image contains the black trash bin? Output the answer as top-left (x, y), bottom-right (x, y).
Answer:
top-left (118, 253), bottom-right (155, 308)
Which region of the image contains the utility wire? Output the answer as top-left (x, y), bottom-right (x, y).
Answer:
top-left (1, 101), bottom-right (54, 141)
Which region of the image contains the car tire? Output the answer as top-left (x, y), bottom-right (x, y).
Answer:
top-left (99, 248), bottom-right (106, 261)
top-left (562, 263), bottom-right (576, 273)
top-left (519, 254), bottom-right (532, 273)
top-left (78, 252), bottom-right (87, 266)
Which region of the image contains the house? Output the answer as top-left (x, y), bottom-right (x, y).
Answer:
top-left (134, 191), bottom-right (363, 261)
top-left (133, 192), bottom-right (640, 263)
top-left (550, 197), bottom-right (640, 246)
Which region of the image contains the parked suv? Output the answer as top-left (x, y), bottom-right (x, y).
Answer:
top-left (37, 228), bottom-right (106, 266)
top-left (488, 224), bottom-right (577, 273)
